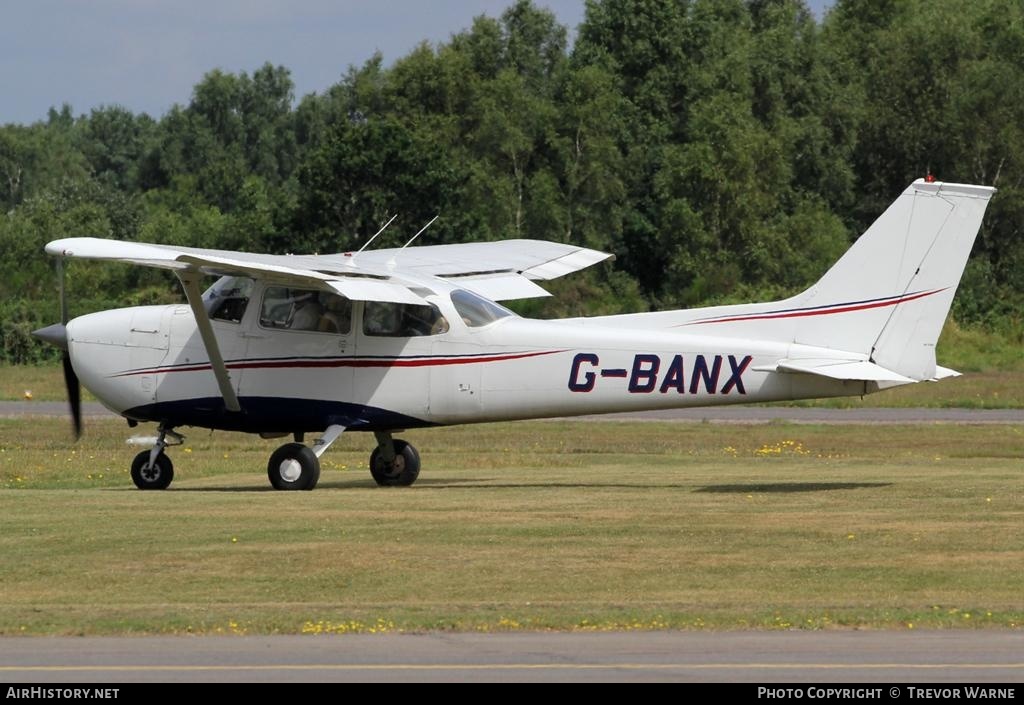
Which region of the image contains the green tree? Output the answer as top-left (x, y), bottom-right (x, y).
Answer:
top-left (294, 116), bottom-right (461, 251)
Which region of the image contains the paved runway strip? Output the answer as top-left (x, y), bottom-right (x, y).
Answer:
top-left (0, 632), bottom-right (1021, 683)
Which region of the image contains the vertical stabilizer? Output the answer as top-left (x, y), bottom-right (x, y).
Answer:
top-left (794, 180), bottom-right (994, 379)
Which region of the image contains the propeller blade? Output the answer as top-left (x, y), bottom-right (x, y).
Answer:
top-left (63, 353), bottom-right (81, 440)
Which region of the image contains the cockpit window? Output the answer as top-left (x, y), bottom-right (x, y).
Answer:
top-left (205, 276), bottom-right (253, 323)
top-left (260, 287), bottom-right (352, 334)
top-left (363, 301), bottom-right (449, 337)
top-left (450, 289), bottom-right (515, 328)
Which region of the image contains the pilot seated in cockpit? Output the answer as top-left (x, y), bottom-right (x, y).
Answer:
top-left (287, 293), bottom-right (322, 331)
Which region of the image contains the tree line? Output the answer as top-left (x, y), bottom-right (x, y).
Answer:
top-left (2, 0), bottom-right (1022, 363)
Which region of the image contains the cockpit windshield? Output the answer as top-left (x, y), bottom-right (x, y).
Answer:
top-left (450, 289), bottom-right (516, 328)
top-left (203, 276), bottom-right (254, 323)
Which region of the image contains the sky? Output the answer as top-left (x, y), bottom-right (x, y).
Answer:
top-left (0, 0), bottom-right (832, 126)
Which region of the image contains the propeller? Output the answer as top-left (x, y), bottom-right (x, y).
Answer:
top-left (31, 258), bottom-right (81, 439)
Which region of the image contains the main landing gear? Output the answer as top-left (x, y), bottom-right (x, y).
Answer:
top-left (265, 430), bottom-right (420, 489)
top-left (266, 424), bottom-right (346, 491)
top-left (128, 424), bottom-right (422, 490)
top-left (369, 431), bottom-right (421, 487)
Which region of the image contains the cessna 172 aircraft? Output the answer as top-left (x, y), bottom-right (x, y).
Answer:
top-left (33, 179), bottom-right (994, 491)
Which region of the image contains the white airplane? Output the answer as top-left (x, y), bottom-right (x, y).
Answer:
top-left (33, 179), bottom-right (994, 491)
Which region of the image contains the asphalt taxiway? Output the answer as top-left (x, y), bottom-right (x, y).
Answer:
top-left (0, 631), bottom-right (1021, 683)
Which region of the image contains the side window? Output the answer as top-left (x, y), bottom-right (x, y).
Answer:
top-left (260, 287), bottom-right (352, 334)
top-left (363, 302), bottom-right (450, 337)
top-left (207, 276), bottom-right (254, 324)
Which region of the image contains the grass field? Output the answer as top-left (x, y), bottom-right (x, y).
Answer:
top-left (0, 417), bottom-right (1020, 635)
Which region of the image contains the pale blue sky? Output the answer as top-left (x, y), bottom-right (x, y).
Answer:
top-left (0, 1), bottom-right (832, 126)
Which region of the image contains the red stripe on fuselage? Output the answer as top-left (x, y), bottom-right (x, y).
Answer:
top-left (112, 350), bottom-right (564, 378)
top-left (683, 288), bottom-right (947, 326)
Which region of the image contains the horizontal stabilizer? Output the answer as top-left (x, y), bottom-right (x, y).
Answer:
top-left (759, 358), bottom-right (917, 384)
top-left (931, 365), bottom-right (962, 381)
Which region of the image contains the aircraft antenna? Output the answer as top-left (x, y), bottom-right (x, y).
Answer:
top-left (400, 215), bottom-right (439, 250)
top-left (357, 213), bottom-right (398, 253)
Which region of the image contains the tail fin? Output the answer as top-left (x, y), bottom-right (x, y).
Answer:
top-left (676, 180), bottom-right (995, 381)
top-left (797, 180), bottom-right (994, 379)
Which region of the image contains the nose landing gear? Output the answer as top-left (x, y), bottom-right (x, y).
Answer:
top-left (130, 425), bottom-right (182, 490)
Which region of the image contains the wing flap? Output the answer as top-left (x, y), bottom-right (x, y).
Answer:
top-left (326, 279), bottom-right (426, 305)
top-left (442, 272), bottom-right (551, 300)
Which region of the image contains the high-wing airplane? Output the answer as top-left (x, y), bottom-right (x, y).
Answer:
top-left (33, 179), bottom-right (994, 491)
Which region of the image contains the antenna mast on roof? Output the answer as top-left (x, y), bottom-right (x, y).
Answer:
top-left (401, 215), bottom-right (439, 250)
top-left (356, 214), bottom-right (398, 253)
top-left (386, 215), bottom-right (438, 269)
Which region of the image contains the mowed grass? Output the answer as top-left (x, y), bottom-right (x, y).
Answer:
top-left (780, 370), bottom-right (1024, 409)
top-left (1, 365), bottom-right (96, 402)
top-left (0, 418), bottom-right (1021, 635)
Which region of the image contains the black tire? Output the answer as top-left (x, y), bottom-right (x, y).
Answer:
top-left (369, 439), bottom-right (420, 487)
top-left (267, 443), bottom-right (321, 491)
top-left (130, 450), bottom-right (174, 490)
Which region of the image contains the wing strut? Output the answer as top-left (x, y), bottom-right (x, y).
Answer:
top-left (176, 271), bottom-right (242, 413)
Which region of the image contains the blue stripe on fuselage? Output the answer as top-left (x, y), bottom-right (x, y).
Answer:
top-left (122, 397), bottom-right (434, 433)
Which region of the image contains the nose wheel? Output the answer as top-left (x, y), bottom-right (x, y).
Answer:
top-left (130, 451), bottom-right (174, 490)
top-left (130, 426), bottom-right (181, 490)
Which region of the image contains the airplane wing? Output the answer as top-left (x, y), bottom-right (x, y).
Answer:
top-left (45, 237), bottom-right (613, 302)
top-left (348, 239), bottom-right (613, 278)
top-left (43, 238), bottom-right (426, 305)
top-left (45, 236), bottom-right (613, 414)
top-left (342, 239), bottom-right (614, 300)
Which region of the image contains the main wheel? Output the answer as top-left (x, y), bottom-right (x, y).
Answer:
top-left (130, 450), bottom-right (174, 490)
top-left (267, 443), bottom-right (321, 491)
top-left (369, 439), bottom-right (420, 487)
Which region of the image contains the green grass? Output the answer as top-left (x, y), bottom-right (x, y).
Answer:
top-left (0, 418), bottom-right (1021, 635)
top-left (0, 365), bottom-right (96, 402)
top-left (776, 370), bottom-right (1024, 408)
top-left (936, 319), bottom-right (1024, 373)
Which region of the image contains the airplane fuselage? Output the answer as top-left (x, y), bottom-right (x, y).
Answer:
top-left (68, 292), bottom-right (868, 435)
